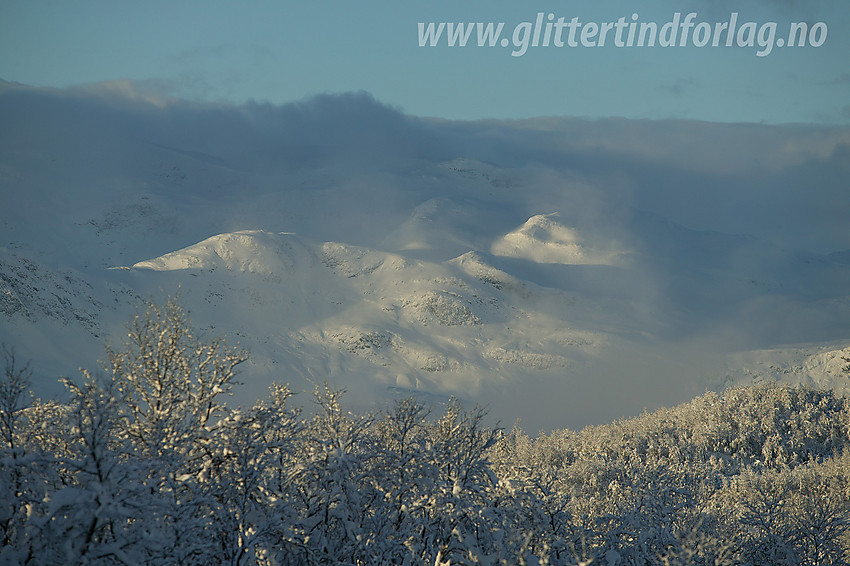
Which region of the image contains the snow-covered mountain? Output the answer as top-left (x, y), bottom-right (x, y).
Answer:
top-left (2, 80), bottom-right (849, 431)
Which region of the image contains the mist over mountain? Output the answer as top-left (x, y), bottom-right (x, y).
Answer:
top-left (2, 80), bottom-right (849, 431)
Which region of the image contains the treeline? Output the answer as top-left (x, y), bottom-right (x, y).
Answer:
top-left (2, 298), bottom-right (849, 565)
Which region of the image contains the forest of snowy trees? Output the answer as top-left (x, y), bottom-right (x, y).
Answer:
top-left (2, 298), bottom-right (850, 565)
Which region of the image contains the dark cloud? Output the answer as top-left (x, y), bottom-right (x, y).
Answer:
top-left (2, 81), bottom-right (848, 255)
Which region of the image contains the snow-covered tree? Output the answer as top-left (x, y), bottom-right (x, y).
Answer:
top-left (200, 383), bottom-right (301, 565)
top-left (105, 297), bottom-right (248, 461)
top-left (285, 384), bottom-right (382, 566)
top-left (33, 371), bottom-right (155, 564)
top-left (0, 344), bottom-right (38, 561)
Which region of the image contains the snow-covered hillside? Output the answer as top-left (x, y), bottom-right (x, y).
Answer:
top-left (2, 81), bottom-right (849, 431)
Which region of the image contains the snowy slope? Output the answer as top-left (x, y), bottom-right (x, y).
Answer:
top-left (721, 343), bottom-right (850, 392)
top-left (2, 82), bottom-right (849, 431)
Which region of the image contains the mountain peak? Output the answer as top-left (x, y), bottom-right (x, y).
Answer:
top-left (132, 230), bottom-right (315, 276)
top-left (491, 213), bottom-right (622, 266)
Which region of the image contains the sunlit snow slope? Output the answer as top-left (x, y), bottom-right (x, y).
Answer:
top-left (2, 81), bottom-right (849, 431)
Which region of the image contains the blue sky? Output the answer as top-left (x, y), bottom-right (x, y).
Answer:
top-left (1, 0), bottom-right (848, 123)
